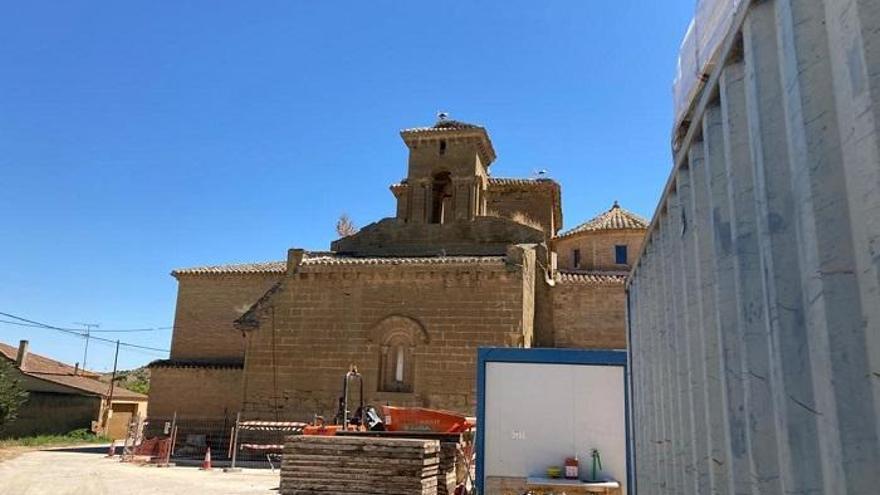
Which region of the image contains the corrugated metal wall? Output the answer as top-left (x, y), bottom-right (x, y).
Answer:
top-left (626, 0), bottom-right (880, 493)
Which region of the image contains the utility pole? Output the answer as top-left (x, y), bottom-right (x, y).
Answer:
top-left (103, 339), bottom-right (120, 432)
top-left (74, 322), bottom-right (100, 372)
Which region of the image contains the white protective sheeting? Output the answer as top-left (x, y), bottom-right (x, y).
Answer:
top-left (673, 0), bottom-right (742, 130)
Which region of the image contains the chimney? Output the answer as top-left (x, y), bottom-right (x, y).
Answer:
top-left (74, 363), bottom-right (80, 375)
top-left (15, 340), bottom-right (29, 370)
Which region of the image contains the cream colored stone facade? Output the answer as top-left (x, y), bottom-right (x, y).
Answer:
top-left (149, 119), bottom-right (647, 419)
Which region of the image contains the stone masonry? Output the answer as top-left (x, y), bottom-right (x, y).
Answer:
top-left (149, 117), bottom-right (647, 419)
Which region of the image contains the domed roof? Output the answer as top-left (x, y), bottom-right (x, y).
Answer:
top-left (558, 202), bottom-right (648, 238)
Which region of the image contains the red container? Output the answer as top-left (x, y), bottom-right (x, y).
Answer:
top-left (564, 457), bottom-right (579, 480)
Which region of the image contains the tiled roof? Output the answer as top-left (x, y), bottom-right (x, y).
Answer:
top-left (148, 359), bottom-right (244, 370)
top-left (173, 254), bottom-right (508, 276)
top-left (301, 255), bottom-right (506, 266)
top-left (488, 177), bottom-right (558, 187)
top-left (0, 341), bottom-right (146, 400)
top-left (400, 119), bottom-right (483, 133)
top-left (172, 260), bottom-right (286, 277)
top-left (555, 270), bottom-right (628, 285)
top-left (28, 373), bottom-right (146, 400)
top-left (0, 342), bottom-right (99, 378)
top-left (391, 177), bottom-right (558, 190)
top-left (558, 202), bottom-right (648, 238)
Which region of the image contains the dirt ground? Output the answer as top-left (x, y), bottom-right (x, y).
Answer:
top-left (0, 445), bottom-right (279, 495)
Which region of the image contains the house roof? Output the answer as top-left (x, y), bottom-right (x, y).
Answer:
top-left (555, 270), bottom-right (628, 286)
top-left (173, 253), bottom-right (508, 277)
top-left (0, 341), bottom-right (99, 378)
top-left (0, 341), bottom-right (147, 401)
top-left (557, 202), bottom-right (648, 239)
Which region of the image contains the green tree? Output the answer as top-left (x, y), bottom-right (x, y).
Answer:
top-left (0, 359), bottom-right (28, 433)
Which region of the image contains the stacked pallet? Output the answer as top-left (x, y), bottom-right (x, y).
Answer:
top-left (281, 435), bottom-right (441, 495)
top-left (437, 441), bottom-right (459, 495)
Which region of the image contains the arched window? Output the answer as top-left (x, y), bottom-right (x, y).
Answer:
top-left (380, 333), bottom-right (414, 393)
top-left (430, 172), bottom-right (453, 224)
top-left (370, 315), bottom-right (428, 394)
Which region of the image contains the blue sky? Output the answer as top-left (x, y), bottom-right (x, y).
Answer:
top-left (0, 1), bottom-right (693, 371)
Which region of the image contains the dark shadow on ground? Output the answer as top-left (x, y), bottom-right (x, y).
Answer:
top-left (40, 444), bottom-right (111, 455)
top-left (40, 444), bottom-right (279, 470)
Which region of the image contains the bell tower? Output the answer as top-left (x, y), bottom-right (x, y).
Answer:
top-left (395, 115), bottom-right (497, 224)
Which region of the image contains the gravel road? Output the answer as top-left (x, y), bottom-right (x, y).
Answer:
top-left (0, 445), bottom-right (279, 495)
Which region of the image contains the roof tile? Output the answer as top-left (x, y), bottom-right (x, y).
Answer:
top-left (172, 261), bottom-right (286, 276)
top-left (558, 202), bottom-right (648, 238)
top-left (0, 341), bottom-right (146, 400)
top-left (173, 254), bottom-right (507, 276)
top-left (0, 342), bottom-right (99, 378)
top-left (555, 270), bottom-right (628, 285)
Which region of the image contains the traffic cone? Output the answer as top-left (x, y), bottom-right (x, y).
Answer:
top-left (106, 440), bottom-right (116, 458)
top-left (200, 447), bottom-right (212, 470)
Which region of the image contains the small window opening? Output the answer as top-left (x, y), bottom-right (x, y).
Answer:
top-left (615, 245), bottom-right (628, 265)
top-left (380, 340), bottom-right (413, 393)
top-left (439, 140), bottom-right (446, 155)
top-left (573, 249), bottom-right (581, 269)
top-left (395, 346), bottom-right (405, 382)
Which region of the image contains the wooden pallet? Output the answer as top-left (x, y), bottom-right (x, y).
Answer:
top-left (281, 436), bottom-right (441, 495)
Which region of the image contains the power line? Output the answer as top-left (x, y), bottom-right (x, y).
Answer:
top-left (0, 319), bottom-right (170, 333)
top-left (0, 311), bottom-right (170, 354)
top-left (90, 327), bottom-right (172, 333)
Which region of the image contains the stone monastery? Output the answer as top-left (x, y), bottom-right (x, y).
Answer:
top-left (149, 118), bottom-right (648, 419)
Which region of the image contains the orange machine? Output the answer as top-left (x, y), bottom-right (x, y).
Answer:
top-left (302, 365), bottom-right (472, 436)
top-left (381, 406), bottom-right (473, 433)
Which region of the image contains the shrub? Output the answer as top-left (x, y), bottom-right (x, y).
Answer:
top-left (0, 360), bottom-right (28, 433)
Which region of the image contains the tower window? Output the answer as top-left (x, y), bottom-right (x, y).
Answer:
top-left (439, 140), bottom-right (446, 155)
top-left (615, 245), bottom-right (628, 265)
top-left (573, 249), bottom-right (581, 269)
top-left (430, 172), bottom-right (452, 224)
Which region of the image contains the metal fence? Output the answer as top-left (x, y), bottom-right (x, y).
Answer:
top-left (138, 412), bottom-right (306, 468)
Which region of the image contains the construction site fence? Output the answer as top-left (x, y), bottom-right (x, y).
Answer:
top-left (629, 0), bottom-right (880, 492)
top-left (140, 412), bottom-right (306, 467)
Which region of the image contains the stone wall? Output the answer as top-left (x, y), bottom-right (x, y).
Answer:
top-left (486, 183), bottom-right (558, 235)
top-left (331, 216), bottom-right (545, 257)
top-left (2, 392), bottom-right (100, 438)
top-left (240, 257), bottom-right (532, 419)
top-left (551, 281), bottom-right (627, 349)
top-left (148, 365), bottom-right (243, 418)
top-left (554, 231), bottom-right (644, 271)
top-left (170, 273), bottom-right (282, 361)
